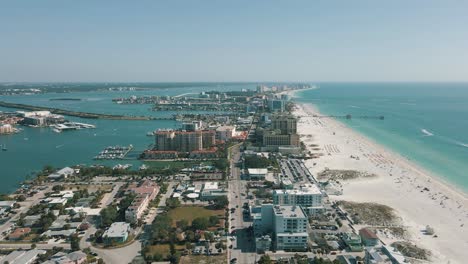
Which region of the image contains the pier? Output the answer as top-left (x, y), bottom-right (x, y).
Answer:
top-left (297, 114), bottom-right (384, 120)
top-left (94, 145), bottom-right (133, 160)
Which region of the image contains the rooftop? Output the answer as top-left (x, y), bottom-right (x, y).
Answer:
top-left (248, 168), bottom-right (268, 175)
top-left (0, 249), bottom-right (46, 264)
top-left (275, 184), bottom-right (322, 195)
top-left (103, 222), bottom-right (130, 238)
top-left (273, 205), bottom-right (306, 218)
top-left (203, 182), bottom-right (219, 190)
top-left (359, 228), bottom-right (379, 239)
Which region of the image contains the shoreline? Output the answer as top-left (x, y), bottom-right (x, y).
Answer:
top-left (289, 89), bottom-right (468, 263)
top-left (290, 89), bottom-right (468, 198)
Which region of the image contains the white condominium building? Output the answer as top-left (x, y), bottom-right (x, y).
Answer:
top-left (273, 205), bottom-right (309, 251)
top-left (273, 184), bottom-right (324, 215)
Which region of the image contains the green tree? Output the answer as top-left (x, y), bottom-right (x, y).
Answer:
top-left (166, 198), bottom-right (181, 209)
top-left (208, 215), bottom-right (219, 226)
top-left (213, 196), bottom-right (228, 209)
top-left (191, 217), bottom-right (209, 230)
top-left (176, 219), bottom-right (189, 230)
top-left (258, 255), bottom-right (272, 264)
top-left (70, 234), bottom-right (80, 251)
top-left (100, 205), bottom-right (118, 228)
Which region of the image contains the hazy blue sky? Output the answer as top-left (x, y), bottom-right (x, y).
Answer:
top-left (1, 1), bottom-right (467, 82)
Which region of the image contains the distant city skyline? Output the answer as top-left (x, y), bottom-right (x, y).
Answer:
top-left (1, 0), bottom-right (467, 82)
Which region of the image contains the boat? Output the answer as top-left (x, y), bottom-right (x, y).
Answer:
top-left (146, 131), bottom-right (155, 136)
top-left (2, 145), bottom-right (7, 151)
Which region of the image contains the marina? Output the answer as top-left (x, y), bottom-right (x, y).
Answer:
top-left (94, 144), bottom-right (133, 160)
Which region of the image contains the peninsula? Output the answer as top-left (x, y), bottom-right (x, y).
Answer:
top-left (0, 101), bottom-right (160, 120)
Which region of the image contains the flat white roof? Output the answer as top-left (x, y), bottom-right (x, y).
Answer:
top-left (273, 205), bottom-right (307, 218)
top-left (248, 168), bottom-right (268, 175)
top-left (186, 193), bottom-right (199, 199)
top-left (276, 184), bottom-right (322, 195)
top-left (103, 222), bottom-right (130, 238)
top-left (203, 182), bottom-right (218, 190)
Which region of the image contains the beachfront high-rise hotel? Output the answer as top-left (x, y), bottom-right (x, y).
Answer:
top-left (271, 115), bottom-right (297, 134)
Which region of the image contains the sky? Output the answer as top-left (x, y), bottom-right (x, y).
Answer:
top-left (0, 0), bottom-right (467, 82)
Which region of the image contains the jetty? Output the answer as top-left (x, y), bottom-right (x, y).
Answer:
top-left (0, 101), bottom-right (169, 120)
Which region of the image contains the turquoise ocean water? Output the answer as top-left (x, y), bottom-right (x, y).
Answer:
top-left (296, 83), bottom-right (468, 194)
top-left (0, 83), bottom-right (253, 193)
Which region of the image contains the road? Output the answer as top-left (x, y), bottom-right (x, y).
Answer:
top-left (227, 144), bottom-right (257, 264)
top-left (99, 182), bottom-right (124, 207)
top-left (0, 242), bottom-right (71, 250)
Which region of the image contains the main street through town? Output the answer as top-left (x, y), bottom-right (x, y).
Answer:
top-left (227, 144), bottom-right (257, 264)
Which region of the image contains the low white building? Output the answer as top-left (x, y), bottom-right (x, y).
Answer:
top-left (48, 167), bottom-right (75, 180)
top-left (247, 168), bottom-right (268, 180)
top-left (103, 222), bottom-right (131, 245)
top-left (200, 181), bottom-right (227, 200)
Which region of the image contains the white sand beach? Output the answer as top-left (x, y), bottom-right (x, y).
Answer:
top-left (293, 101), bottom-right (468, 263)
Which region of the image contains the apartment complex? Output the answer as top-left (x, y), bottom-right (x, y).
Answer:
top-left (253, 204), bottom-right (309, 251)
top-left (125, 180), bottom-right (159, 223)
top-left (273, 184), bottom-right (324, 215)
top-left (155, 130), bottom-right (215, 153)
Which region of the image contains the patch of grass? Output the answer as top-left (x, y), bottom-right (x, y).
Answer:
top-left (144, 160), bottom-right (204, 170)
top-left (179, 254), bottom-right (227, 264)
top-left (371, 227), bottom-right (409, 240)
top-left (145, 244), bottom-right (185, 259)
top-left (391, 241), bottom-right (430, 260)
top-left (339, 201), bottom-right (400, 226)
top-left (318, 169), bottom-right (376, 181)
top-left (167, 206), bottom-right (224, 226)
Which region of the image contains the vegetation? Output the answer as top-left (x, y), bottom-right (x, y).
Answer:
top-left (244, 155), bottom-right (277, 169)
top-left (100, 205), bottom-right (118, 228)
top-left (179, 254), bottom-right (227, 264)
top-left (166, 198), bottom-right (181, 209)
top-left (258, 255), bottom-right (272, 264)
top-left (339, 201), bottom-right (400, 226)
top-left (392, 241), bottom-right (430, 260)
top-left (212, 158), bottom-right (229, 171)
top-left (167, 206), bottom-right (224, 226)
top-left (317, 169), bottom-right (376, 181)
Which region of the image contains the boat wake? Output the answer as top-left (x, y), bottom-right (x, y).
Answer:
top-left (455, 141), bottom-right (468, 148)
top-left (421, 129), bottom-right (434, 136)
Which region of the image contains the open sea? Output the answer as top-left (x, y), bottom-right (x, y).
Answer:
top-left (1, 82), bottom-right (468, 195)
top-left (296, 83), bottom-right (468, 194)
